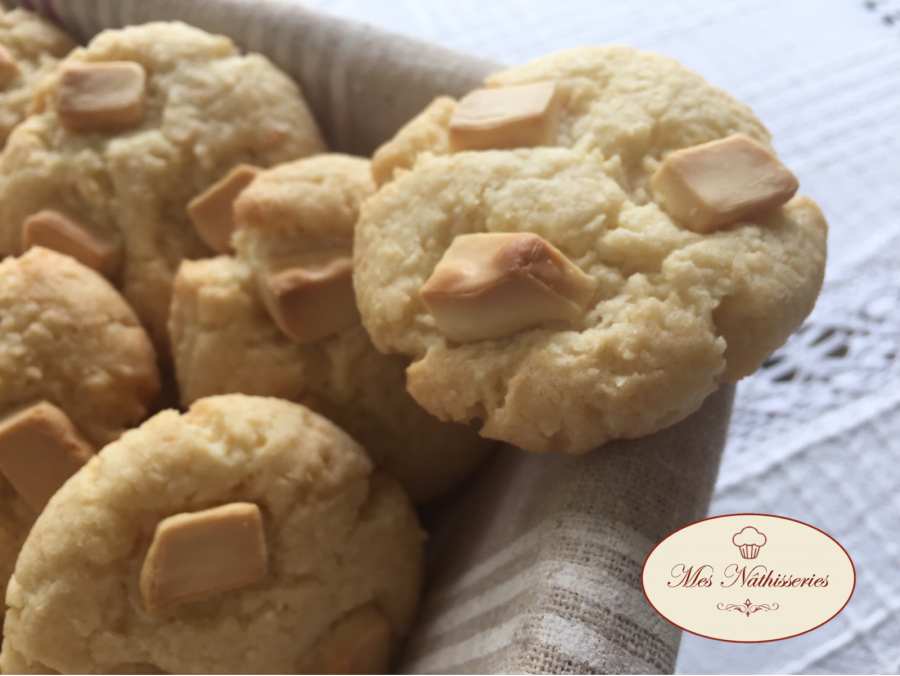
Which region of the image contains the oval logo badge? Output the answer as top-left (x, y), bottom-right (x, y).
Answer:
top-left (642, 514), bottom-right (855, 642)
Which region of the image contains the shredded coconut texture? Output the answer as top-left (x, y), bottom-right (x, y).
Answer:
top-left (358, 46), bottom-right (827, 454)
top-left (0, 7), bottom-right (76, 147)
top-left (0, 21), bottom-right (325, 352)
top-left (0, 247), bottom-right (159, 447)
top-left (170, 155), bottom-right (493, 503)
top-left (1, 395), bottom-right (424, 674)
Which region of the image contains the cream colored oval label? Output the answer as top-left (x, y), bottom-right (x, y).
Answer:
top-left (642, 514), bottom-right (855, 642)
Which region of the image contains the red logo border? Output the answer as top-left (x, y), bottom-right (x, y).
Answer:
top-left (640, 513), bottom-right (857, 644)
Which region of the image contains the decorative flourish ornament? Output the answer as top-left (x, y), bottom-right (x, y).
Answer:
top-left (717, 599), bottom-right (780, 617)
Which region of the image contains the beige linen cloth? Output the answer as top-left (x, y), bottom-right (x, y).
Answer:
top-left (11, 0), bottom-right (734, 672)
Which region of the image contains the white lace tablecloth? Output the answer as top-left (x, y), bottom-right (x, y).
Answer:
top-left (306, 1), bottom-right (900, 672)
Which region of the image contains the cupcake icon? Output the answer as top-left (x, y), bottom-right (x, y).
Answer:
top-left (733, 527), bottom-right (767, 559)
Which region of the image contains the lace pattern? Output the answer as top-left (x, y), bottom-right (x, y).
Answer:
top-left (725, 230), bottom-right (900, 467)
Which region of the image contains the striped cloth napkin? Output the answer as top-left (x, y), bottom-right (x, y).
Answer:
top-left (10, 1), bottom-right (735, 672)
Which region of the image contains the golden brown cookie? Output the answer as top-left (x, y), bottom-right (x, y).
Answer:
top-left (371, 45), bottom-right (772, 189)
top-left (169, 155), bottom-right (494, 503)
top-left (0, 6), bottom-right (76, 147)
top-left (356, 46), bottom-right (827, 454)
top-left (0, 395), bottom-right (424, 673)
top-left (0, 247), bottom-right (159, 450)
top-left (0, 247), bottom-right (159, 625)
top-left (0, 21), bottom-right (326, 353)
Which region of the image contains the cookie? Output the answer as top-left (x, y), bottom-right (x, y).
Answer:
top-left (0, 247), bottom-right (160, 624)
top-left (0, 395), bottom-right (424, 674)
top-left (0, 21), bottom-right (326, 353)
top-left (0, 7), bottom-right (76, 147)
top-left (355, 46), bottom-right (827, 454)
top-left (169, 155), bottom-right (494, 503)
top-left (0, 247), bottom-right (160, 450)
top-left (371, 45), bottom-right (772, 188)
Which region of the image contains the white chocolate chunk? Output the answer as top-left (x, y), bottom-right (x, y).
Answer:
top-left (23, 210), bottom-right (122, 278)
top-left (0, 44), bottom-right (21, 89)
top-left (449, 81), bottom-right (560, 151)
top-left (57, 61), bottom-right (146, 133)
top-left (649, 134), bottom-right (799, 233)
top-left (188, 165), bottom-right (260, 254)
top-left (0, 401), bottom-right (94, 513)
top-left (316, 606), bottom-right (392, 675)
top-left (140, 502), bottom-right (268, 615)
top-left (260, 256), bottom-right (360, 344)
top-left (420, 232), bottom-right (595, 342)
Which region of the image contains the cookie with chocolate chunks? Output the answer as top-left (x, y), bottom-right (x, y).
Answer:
top-left (357, 46), bottom-right (827, 454)
top-left (0, 395), bottom-right (423, 674)
top-left (0, 21), bottom-right (325, 354)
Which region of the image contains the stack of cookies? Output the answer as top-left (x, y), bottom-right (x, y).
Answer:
top-left (0, 8), bottom-right (827, 674)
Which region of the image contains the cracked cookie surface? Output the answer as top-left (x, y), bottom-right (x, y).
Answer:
top-left (357, 46), bottom-right (827, 453)
top-left (0, 21), bottom-right (325, 353)
top-left (0, 395), bottom-right (424, 674)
